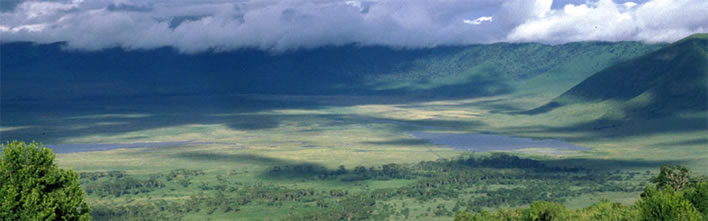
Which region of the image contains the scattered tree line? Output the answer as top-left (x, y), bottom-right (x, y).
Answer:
top-left (454, 165), bottom-right (708, 221)
top-left (5, 140), bottom-right (697, 220)
top-left (85, 153), bottom-right (652, 220)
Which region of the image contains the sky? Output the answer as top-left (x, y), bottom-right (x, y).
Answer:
top-left (0, 0), bottom-right (706, 53)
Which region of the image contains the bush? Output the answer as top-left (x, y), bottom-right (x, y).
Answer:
top-left (686, 181), bottom-right (708, 217)
top-left (636, 186), bottom-right (704, 221)
top-left (0, 141), bottom-right (91, 220)
top-left (579, 199), bottom-right (638, 220)
top-left (521, 201), bottom-right (569, 221)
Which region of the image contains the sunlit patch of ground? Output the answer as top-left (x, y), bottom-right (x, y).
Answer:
top-left (355, 104), bottom-right (480, 120)
top-left (3, 94), bottom-right (705, 220)
top-left (0, 125), bottom-right (32, 133)
top-left (12, 94), bottom-right (697, 176)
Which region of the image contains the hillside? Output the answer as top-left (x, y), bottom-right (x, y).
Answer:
top-left (525, 34), bottom-right (708, 136)
top-left (531, 34), bottom-right (707, 114)
top-left (1, 42), bottom-right (661, 101)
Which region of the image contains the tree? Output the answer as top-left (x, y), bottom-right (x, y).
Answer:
top-left (652, 165), bottom-right (692, 191)
top-left (685, 181), bottom-right (708, 217)
top-left (579, 199), bottom-right (638, 220)
top-left (636, 186), bottom-right (703, 221)
top-left (453, 211), bottom-right (476, 221)
top-left (521, 201), bottom-right (569, 221)
top-left (0, 141), bottom-right (91, 220)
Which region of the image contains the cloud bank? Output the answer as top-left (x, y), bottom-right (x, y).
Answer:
top-left (0, 0), bottom-right (705, 52)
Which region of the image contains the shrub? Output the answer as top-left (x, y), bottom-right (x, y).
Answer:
top-left (521, 201), bottom-right (569, 221)
top-left (0, 141), bottom-right (91, 220)
top-left (636, 186), bottom-right (703, 221)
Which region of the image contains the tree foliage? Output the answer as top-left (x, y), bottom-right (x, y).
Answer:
top-left (652, 165), bottom-right (693, 191)
top-left (84, 153), bottom-right (649, 220)
top-left (521, 201), bottom-right (569, 221)
top-left (0, 141), bottom-right (91, 220)
top-left (687, 182), bottom-right (708, 217)
top-left (636, 186), bottom-right (703, 221)
top-left (454, 164), bottom-right (708, 221)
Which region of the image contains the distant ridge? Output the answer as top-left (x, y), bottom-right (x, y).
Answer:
top-left (527, 33), bottom-right (708, 118)
top-left (1, 41), bottom-right (661, 101)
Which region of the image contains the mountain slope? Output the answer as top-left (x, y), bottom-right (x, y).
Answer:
top-left (523, 34), bottom-right (707, 137)
top-left (1, 41), bottom-right (661, 101)
top-left (530, 34), bottom-right (707, 116)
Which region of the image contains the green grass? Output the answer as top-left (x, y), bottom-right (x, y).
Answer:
top-left (0, 93), bottom-right (693, 220)
top-left (1, 37), bottom-right (703, 220)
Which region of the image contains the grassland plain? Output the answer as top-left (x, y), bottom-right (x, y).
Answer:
top-left (1, 38), bottom-right (705, 220)
top-left (2, 91), bottom-right (704, 220)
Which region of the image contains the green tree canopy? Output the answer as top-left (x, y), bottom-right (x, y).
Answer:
top-left (0, 141), bottom-right (90, 220)
top-left (521, 201), bottom-right (569, 221)
top-left (637, 185), bottom-right (703, 221)
top-left (453, 164), bottom-right (707, 221)
top-left (652, 165), bottom-right (693, 191)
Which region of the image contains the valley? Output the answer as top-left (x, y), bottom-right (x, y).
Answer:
top-left (1, 34), bottom-right (706, 220)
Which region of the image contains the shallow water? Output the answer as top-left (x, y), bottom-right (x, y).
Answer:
top-left (408, 131), bottom-right (588, 152)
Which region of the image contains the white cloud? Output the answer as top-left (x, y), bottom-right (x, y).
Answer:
top-left (623, 2), bottom-right (637, 8)
top-left (508, 0), bottom-right (708, 43)
top-left (1, 23), bottom-right (47, 32)
top-left (532, 0), bottom-right (553, 17)
top-left (464, 16), bottom-right (493, 25)
top-left (0, 0), bottom-right (705, 52)
top-left (21, 1), bottom-right (78, 19)
top-left (345, 1), bottom-right (362, 10)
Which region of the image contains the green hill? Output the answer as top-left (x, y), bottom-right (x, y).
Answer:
top-left (526, 34), bottom-right (707, 136)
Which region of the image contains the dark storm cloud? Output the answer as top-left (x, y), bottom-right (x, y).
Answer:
top-left (0, 0), bottom-right (705, 53)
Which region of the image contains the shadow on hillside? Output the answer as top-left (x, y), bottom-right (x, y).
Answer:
top-left (362, 138), bottom-right (431, 146)
top-left (522, 37), bottom-right (707, 117)
top-left (2, 43), bottom-right (517, 101)
top-left (649, 138), bottom-right (708, 147)
top-left (519, 101), bottom-right (562, 115)
top-left (503, 112), bottom-right (707, 143)
top-left (473, 99), bottom-right (528, 113)
top-left (520, 37), bottom-right (707, 135)
top-left (0, 96), bottom-right (316, 143)
top-left (174, 150), bottom-right (689, 181)
top-left (175, 152), bottom-right (303, 166)
top-left (174, 151), bottom-right (339, 179)
top-left (377, 73), bottom-right (514, 100)
top-left (0, 93), bottom-right (493, 146)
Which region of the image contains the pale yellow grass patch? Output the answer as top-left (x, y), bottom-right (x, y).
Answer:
top-left (355, 104), bottom-right (479, 120)
top-left (0, 126), bottom-right (32, 132)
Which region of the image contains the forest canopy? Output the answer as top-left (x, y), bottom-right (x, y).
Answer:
top-left (454, 165), bottom-right (708, 221)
